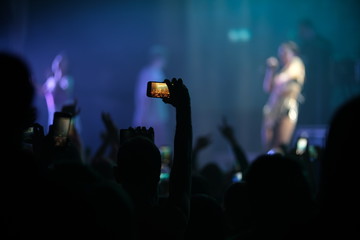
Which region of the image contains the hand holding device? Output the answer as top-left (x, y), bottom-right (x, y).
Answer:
top-left (296, 137), bottom-right (308, 155)
top-left (266, 56), bottom-right (279, 69)
top-left (162, 78), bottom-right (190, 109)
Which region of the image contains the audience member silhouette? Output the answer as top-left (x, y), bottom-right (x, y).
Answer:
top-left (286, 140), bottom-right (323, 200)
top-left (36, 160), bottom-right (135, 239)
top-left (222, 181), bottom-right (252, 240)
top-left (185, 193), bottom-right (225, 240)
top-left (30, 114), bottom-right (136, 239)
top-left (218, 116), bottom-right (249, 176)
top-left (191, 133), bottom-right (212, 172)
top-left (6, 48), bottom-right (353, 240)
top-left (1, 51), bottom-right (135, 239)
top-left (191, 117), bottom-right (250, 203)
top-left (1, 51), bottom-right (36, 155)
top-left (242, 153), bottom-right (317, 240)
top-left (1, 51), bottom-right (40, 238)
top-left (114, 78), bottom-right (192, 240)
top-left (199, 162), bottom-right (226, 203)
top-left (190, 134), bottom-right (218, 199)
top-left (90, 111), bottom-right (120, 180)
top-left (315, 94), bottom-right (360, 239)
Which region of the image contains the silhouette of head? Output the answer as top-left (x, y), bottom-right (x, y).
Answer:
top-left (115, 135), bottom-right (162, 206)
top-left (319, 94), bottom-right (360, 217)
top-left (185, 193), bottom-right (225, 240)
top-left (1, 51), bottom-right (35, 149)
top-left (200, 162), bottom-right (225, 201)
top-left (223, 181), bottom-right (252, 231)
top-left (244, 154), bottom-right (314, 229)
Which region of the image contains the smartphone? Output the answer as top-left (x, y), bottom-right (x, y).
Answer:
top-left (160, 145), bottom-right (172, 181)
top-left (146, 81), bottom-right (170, 98)
top-left (232, 171), bottom-right (243, 183)
top-left (52, 112), bottom-right (72, 147)
top-left (159, 145), bottom-right (172, 165)
top-left (296, 137), bottom-right (308, 155)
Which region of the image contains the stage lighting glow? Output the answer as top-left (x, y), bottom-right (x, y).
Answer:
top-left (160, 172), bottom-right (169, 180)
top-left (228, 28), bottom-right (251, 43)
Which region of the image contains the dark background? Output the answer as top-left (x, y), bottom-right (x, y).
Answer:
top-left (1, 0), bottom-right (359, 170)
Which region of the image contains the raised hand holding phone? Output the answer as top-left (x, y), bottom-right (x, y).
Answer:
top-left (162, 78), bottom-right (190, 108)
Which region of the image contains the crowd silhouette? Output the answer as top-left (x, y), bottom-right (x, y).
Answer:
top-left (2, 50), bottom-right (359, 239)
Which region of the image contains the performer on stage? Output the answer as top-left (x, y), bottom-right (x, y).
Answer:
top-left (262, 41), bottom-right (306, 153)
top-left (40, 52), bottom-right (85, 160)
top-left (41, 53), bottom-right (75, 127)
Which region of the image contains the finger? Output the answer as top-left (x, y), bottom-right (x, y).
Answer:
top-left (141, 126), bottom-right (147, 135)
top-left (101, 112), bottom-right (106, 122)
top-left (148, 127), bottom-right (154, 142)
top-left (127, 127), bottom-right (135, 138)
top-left (164, 79), bottom-right (170, 85)
top-left (164, 79), bottom-right (173, 91)
top-left (135, 126), bottom-right (141, 134)
top-left (149, 127), bottom-right (154, 134)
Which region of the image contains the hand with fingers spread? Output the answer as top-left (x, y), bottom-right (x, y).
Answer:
top-left (134, 126), bottom-right (155, 143)
top-left (91, 112), bottom-right (120, 165)
top-left (120, 126), bottom-right (155, 145)
top-left (218, 116), bottom-right (249, 173)
top-left (101, 112), bottom-right (119, 145)
top-left (218, 117), bottom-right (236, 143)
top-left (192, 134), bottom-right (212, 172)
top-left (194, 134), bottom-right (212, 152)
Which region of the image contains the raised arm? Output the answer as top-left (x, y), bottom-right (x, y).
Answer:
top-left (218, 117), bottom-right (249, 173)
top-left (263, 56), bottom-right (278, 93)
top-left (191, 134), bottom-right (212, 172)
top-left (163, 78), bottom-right (192, 220)
top-left (91, 112), bottom-right (119, 164)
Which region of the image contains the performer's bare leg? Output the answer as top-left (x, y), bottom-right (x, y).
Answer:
top-left (261, 123), bottom-right (273, 152)
top-left (276, 116), bottom-right (296, 148)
